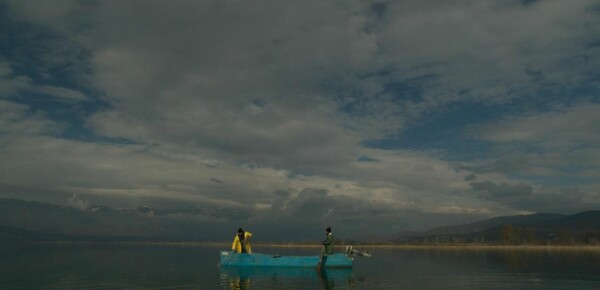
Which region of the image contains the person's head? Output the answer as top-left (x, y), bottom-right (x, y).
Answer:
top-left (238, 228), bottom-right (244, 234)
top-left (326, 227), bottom-right (331, 233)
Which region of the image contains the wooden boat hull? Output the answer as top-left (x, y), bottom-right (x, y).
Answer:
top-left (219, 251), bottom-right (353, 268)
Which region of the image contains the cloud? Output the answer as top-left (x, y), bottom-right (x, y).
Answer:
top-left (469, 180), bottom-right (592, 213)
top-left (82, 0), bottom-right (598, 169)
top-left (0, 60), bottom-right (88, 109)
top-left (470, 181), bottom-right (533, 201)
top-left (469, 103), bottom-right (600, 146)
top-left (30, 85), bottom-right (89, 102)
top-left (461, 102), bottom-right (600, 213)
top-left (347, 0), bottom-right (600, 119)
top-left (0, 60), bottom-right (32, 96)
top-left (4, 0), bottom-right (84, 29)
top-left (0, 100), bottom-right (494, 233)
top-left (1, 0), bottom-right (599, 238)
top-left (67, 194), bottom-right (90, 211)
top-left (0, 99), bottom-right (62, 136)
top-left (4, 82), bottom-right (595, 235)
top-left (66, 1), bottom-right (380, 173)
top-left (7, 0), bottom-right (599, 151)
top-left (7, 0), bottom-right (599, 113)
top-left (88, 107), bottom-right (362, 173)
top-left (0, 61), bottom-right (10, 77)
top-left (466, 103), bottom-right (600, 179)
top-left (246, 187), bottom-right (495, 239)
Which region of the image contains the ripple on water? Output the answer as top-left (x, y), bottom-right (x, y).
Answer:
top-left (2, 244), bottom-right (600, 289)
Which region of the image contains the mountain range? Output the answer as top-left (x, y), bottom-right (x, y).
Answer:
top-left (0, 198), bottom-right (244, 242)
top-left (393, 210), bottom-right (600, 244)
top-left (2, 198), bottom-right (600, 244)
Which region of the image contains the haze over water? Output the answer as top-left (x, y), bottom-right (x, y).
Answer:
top-left (2, 244), bottom-right (600, 289)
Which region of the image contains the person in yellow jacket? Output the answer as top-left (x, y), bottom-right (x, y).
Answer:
top-left (232, 228), bottom-right (252, 254)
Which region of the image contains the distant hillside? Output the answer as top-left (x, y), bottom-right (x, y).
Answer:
top-left (394, 211), bottom-right (600, 244)
top-left (533, 211), bottom-right (600, 232)
top-left (3, 198), bottom-right (600, 244)
top-left (422, 213), bottom-right (564, 236)
top-left (0, 198), bottom-right (244, 242)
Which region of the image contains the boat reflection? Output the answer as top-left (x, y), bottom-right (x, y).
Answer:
top-left (220, 266), bottom-right (354, 290)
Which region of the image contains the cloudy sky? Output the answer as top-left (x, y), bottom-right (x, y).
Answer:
top-left (1, 0), bottom-right (599, 240)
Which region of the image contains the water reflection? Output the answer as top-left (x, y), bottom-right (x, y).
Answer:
top-left (220, 267), bottom-right (354, 290)
top-left (493, 249), bottom-right (600, 274)
top-left (3, 244), bottom-right (600, 289)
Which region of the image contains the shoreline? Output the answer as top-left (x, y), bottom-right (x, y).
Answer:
top-left (15, 241), bottom-right (600, 251)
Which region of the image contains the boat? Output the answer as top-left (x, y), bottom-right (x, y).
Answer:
top-left (219, 251), bottom-right (353, 268)
top-left (220, 266), bottom-right (354, 280)
top-left (220, 266), bottom-right (354, 289)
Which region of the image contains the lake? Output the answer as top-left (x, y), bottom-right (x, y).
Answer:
top-left (1, 243), bottom-right (600, 289)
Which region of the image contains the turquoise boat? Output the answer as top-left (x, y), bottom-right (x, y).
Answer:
top-left (219, 251), bottom-right (353, 268)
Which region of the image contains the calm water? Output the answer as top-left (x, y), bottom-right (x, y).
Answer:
top-left (1, 243), bottom-right (600, 289)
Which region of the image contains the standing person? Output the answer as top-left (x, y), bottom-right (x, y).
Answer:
top-left (232, 228), bottom-right (252, 254)
top-left (318, 227), bottom-right (333, 270)
top-left (322, 227), bottom-right (334, 255)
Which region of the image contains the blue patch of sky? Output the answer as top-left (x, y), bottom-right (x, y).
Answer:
top-left (0, 6), bottom-right (130, 144)
top-left (251, 99), bottom-right (265, 108)
top-left (519, 0), bottom-right (540, 6)
top-left (365, 100), bottom-right (503, 161)
top-left (16, 92), bottom-right (117, 142)
top-left (359, 60), bottom-right (598, 161)
top-left (363, 2), bottom-right (387, 34)
top-left (369, 2), bottom-right (386, 17)
top-left (586, 40), bottom-right (600, 49)
top-left (355, 67), bottom-right (395, 81)
top-left (357, 155), bottom-right (379, 162)
top-left (365, 97), bottom-right (596, 164)
top-left (1, 8), bottom-right (74, 83)
top-left (365, 92), bottom-right (598, 161)
top-left (379, 77), bottom-right (429, 102)
top-left (337, 71), bottom-right (433, 115)
top-left (365, 70), bottom-right (434, 103)
top-left (336, 69), bottom-right (502, 160)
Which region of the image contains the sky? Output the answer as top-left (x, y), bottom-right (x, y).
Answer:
top-left (0, 0), bottom-right (599, 240)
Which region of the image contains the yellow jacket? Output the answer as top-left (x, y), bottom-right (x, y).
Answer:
top-left (232, 231), bottom-right (252, 253)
